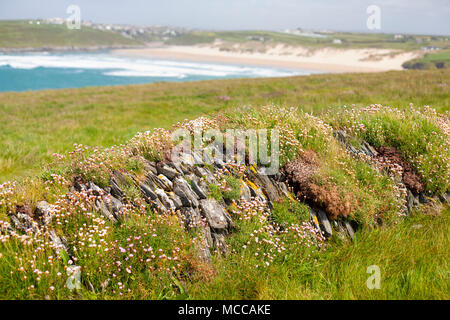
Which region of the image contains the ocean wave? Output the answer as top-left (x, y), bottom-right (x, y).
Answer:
top-left (0, 53), bottom-right (303, 79)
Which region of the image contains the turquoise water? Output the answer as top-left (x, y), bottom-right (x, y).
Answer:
top-left (0, 52), bottom-right (314, 92)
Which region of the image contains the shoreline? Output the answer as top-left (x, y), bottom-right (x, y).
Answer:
top-left (113, 44), bottom-right (420, 73)
top-left (0, 44), bottom-right (143, 54)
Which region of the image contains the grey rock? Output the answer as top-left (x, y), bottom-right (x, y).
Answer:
top-left (418, 193), bottom-right (428, 204)
top-left (96, 200), bottom-right (117, 222)
top-left (361, 141), bottom-right (377, 157)
top-left (212, 233), bottom-right (227, 252)
top-left (155, 188), bottom-right (175, 211)
top-left (253, 172), bottom-right (283, 202)
top-left (438, 193), bottom-right (449, 204)
top-left (49, 230), bottom-right (69, 255)
top-left (139, 183), bottom-right (158, 201)
top-left (406, 189), bottom-right (419, 212)
top-left (167, 162), bottom-right (184, 175)
top-left (240, 181), bottom-right (251, 201)
top-left (194, 166), bottom-right (216, 184)
top-left (152, 198), bottom-right (167, 212)
top-left (317, 210), bottom-right (333, 236)
top-left (173, 177), bottom-right (199, 208)
top-left (11, 212), bottom-right (38, 233)
top-left (108, 196), bottom-right (123, 214)
top-left (110, 178), bottom-right (124, 199)
top-left (167, 192), bottom-right (183, 209)
top-left (35, 200), bottom-right (53, 225)
top-left (196, 225), bottom-right (213, 263)
top-left (190, 178), bottom-right (207, 199)
top-left (157, 174), bottom-right (173, 190)
top-left (199, 199), bottom-right (229, 230)
top-left (181, 207), bottom-right (202, 228)
top-left (157, 164), bottom-right (179, 180)
top-left (344, 220), bottom-right (355, 239)
top-left (144, 161), bottom-right (158, 175)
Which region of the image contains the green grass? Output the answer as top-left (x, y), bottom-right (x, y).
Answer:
top-left (186, 207), bottom-right (449, 299)
top-left (0, 69), bottom-right (449, 182)
top-left (0, 20), bottom-right (140, 49)
top-left (403, 50), bottom-right (450, 70)
top-left (167, 30), bottom-right (450, 51)
top-left (327, 105), bottom-right (450, 194)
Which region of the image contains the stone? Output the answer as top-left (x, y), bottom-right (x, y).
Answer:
top-left (181, 207), bottom-right (202, 228)
top-left (139, 183), bottom-right (157, 201)
top-left (212, 233), bottom-right (227, 252)
top-left (194, 166), bottom-right (216, 184)
top-left (156, 163), bottom-right (179, 180)
top-left (196, 225), bottom-right (213, 263)
top-left (240, 181), bottom-right (251, 201)
top-left (406, 189), bottom-right (418, 212)
top-left (11, 212), bottom-right (38, 233)
top-left (418, 193), bottom-right (428, 204)
top-left (108, 196), bottom-right (123, 214)
top-left (109, 178), bottom-right (124, 199)
top-left (167, 192), bottom-right (183, 209)
top-left (34, 200), bottom-right (53, 225)
top-left (96, 200), bottom-right (117, 222)
top-left (199, 199), bottom-right (229, 230)
top-left (49, 230), bottom-right (69, 255)
top-left (317, 210), bottom-right (333, 236)
top-left (167, 162), bottom-right (184, 175)
top-left (155, 188), bottom-right (175, 211)
top-left (344, 220), bottom-right (355, 239)
top-left (144, 161), bottom-right (158, 175)
top-left (173, 177), bottom-right (199, 208)
top-left (361, 141), bottom-right (377, 157)
top-left (157, 174), bottom-right (173, 190)
top-left (438, 193), bottom-right (449, 204)
top-left (190, 178), bottom-right (207, 199)
top-left (250, 171), bottom-right (283, 202)
top-left (86, 182), bottom-right (101, 194)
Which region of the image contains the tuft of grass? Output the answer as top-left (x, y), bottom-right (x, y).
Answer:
top-left (327, 105), bottom-right (450, 194)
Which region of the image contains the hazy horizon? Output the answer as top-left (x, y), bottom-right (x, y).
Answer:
top-left (0, 0), bottom-right (449, 36)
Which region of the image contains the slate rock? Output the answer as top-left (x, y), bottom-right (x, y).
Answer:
top-left (317, 210), bottom-right (333, 236)
top-left (199, 199), bottom-right (229, 230)
top-left (155, 188), bottom-right (175, 211)
top-left (157, 163), bottom-right (179, 180)
top-left (190, 178), bottom-right (207, 200)
top-left (173, 177), bottom-right (199, 208)
top-left (35, 201), bottom-right (53, 225)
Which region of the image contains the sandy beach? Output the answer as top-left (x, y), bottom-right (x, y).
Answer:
top-left (113, 42), bottom-right (420, 73)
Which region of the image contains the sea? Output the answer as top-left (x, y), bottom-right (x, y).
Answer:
top-left (0, 51), bottom-right (317, 92)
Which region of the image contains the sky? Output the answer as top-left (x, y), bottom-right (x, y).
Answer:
top-left (0, 0), bottom-right (449, 35)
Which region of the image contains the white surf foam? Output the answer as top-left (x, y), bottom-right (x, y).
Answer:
top-left (0, 52), bottom-right (306, 79)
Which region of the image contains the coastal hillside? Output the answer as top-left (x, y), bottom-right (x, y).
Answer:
top-left (0, 103), bottom-right (448, 299)
top-left (0, 20), bottom-right (141, 50)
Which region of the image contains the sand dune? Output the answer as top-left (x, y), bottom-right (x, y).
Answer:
top-left (113, 43), bottom-right (420, 73)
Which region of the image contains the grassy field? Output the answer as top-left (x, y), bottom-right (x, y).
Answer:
top-left (403, 50), bottom-right (450, 70)
top-left (166, 30), bottom-right (450, 51)
top-left (0, 20), bottom-right (140, 49)
top-left (187, 208), bottom-right (449, 299)
top-left (0, 68), bottom-right (449, 182)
